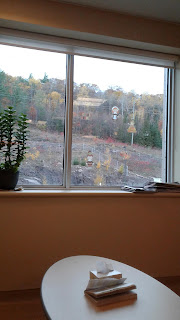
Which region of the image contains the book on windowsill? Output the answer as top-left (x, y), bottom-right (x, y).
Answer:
top-left (121, 182), bottom-right (180, 193)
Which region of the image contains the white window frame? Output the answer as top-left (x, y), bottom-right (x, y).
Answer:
top-left (0, 28), bottom-right (176, 190)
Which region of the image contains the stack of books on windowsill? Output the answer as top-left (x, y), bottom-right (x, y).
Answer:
top-left (144, 182), bottom-right (180, 193)
top-left (121, 182), bottom-right (180, 193)
top-left (84, 275), bottom-right (137, 306)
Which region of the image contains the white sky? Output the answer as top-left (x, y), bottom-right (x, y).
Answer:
top-left (0, 44), bottom-right (164, 94)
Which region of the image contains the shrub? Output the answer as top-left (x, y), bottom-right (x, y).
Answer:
top-left (81, 160), bottom-right (86, 166)
top-left (73, 158), bottom-right (79, 165)
top-left (47, 118), bottom-right (64, 132)
top-left (37, 120), bottom-right (47, 131)
top-left (118, 164), bottom-right (124, 174)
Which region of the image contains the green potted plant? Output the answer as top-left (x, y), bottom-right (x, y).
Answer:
top-left (0, 106), bottom-right (29, 190)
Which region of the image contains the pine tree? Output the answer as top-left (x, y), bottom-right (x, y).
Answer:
top-left (41, 72), bottom-right (49, 84)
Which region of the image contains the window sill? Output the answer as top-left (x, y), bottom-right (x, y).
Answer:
top-left (0, 189), bottom-right (180, 198)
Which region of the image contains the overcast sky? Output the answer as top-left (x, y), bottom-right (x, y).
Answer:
top-left (0, 44), bottom-right (164, 95)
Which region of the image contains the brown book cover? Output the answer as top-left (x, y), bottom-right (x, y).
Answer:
top-left (85, 291), bottom-right (137, 306)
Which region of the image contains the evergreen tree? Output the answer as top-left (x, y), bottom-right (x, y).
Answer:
top-left (0, 71), bottom-right (8, 109)
top-left (41, 72), bottom-right (49, 84)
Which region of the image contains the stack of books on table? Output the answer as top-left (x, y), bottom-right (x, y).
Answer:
top-left (84, 269), bottom-right (137, 306)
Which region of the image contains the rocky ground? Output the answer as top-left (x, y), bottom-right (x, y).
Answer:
top-left (18, 128), bottom-right (162, 187)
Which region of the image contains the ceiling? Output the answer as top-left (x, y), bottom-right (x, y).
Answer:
top-left (52, 0), bottom-right (180, 23)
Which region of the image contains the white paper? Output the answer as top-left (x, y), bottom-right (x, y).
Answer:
top-left (85, 278), bottom-right (127, 291)
top-left (96, 261), bottom-right (113, 274)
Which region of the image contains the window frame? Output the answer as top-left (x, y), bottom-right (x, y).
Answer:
top-left (0, 32), bottom-right (176, 190)
top-left (166, 69), bottom-right (175, 183)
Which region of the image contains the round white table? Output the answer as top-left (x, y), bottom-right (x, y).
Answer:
top-left (41, 256), bottom-right (180, 320)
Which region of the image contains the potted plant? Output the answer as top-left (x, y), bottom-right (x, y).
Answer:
top-left (0, 106), bottom-right (29, 190)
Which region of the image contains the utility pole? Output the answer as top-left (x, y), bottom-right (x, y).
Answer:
top-left (127, 100), bottom-right (136, 146)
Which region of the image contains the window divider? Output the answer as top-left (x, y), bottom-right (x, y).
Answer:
top-left (64, 54), bottom-right (74, 188)
top-left (166, 68), bottom-right (175, 183)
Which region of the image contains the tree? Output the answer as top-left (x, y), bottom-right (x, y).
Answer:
top-left (0, 71), bottom-right (9, 109)
top-left (47, 91), bottom-right (62, 111)
top-left (41, 73), bottom-right (49, 84)
top-left (104, 86), bottom-right (123, 107)
top-left (28, 106), bottom-right (37, 121)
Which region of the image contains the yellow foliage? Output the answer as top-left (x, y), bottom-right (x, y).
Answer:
top-left (29, 78), bottom-right (41, 88)
top-left (136, 106), bottom-right (144, 120)
top-left (42, 177), bottom-right (47, 185)
top-left (104, 157), bottom-right (111, 170)
top-left (47, 91), bottom-right (63, 110)
top-left (94, 175), bottom-right (103, 186)
top-left (118, 164), bottom-right (124, 174)
top-left (96, 161), bottom-right (101, 169)
top-left (37, 121), bottom-right (47, 130)
top-left (29, 78), bottom-right (40, 84)
top-left (26, 150), bottom-right (40, 160)
top-left (50, 91), bottom-right (61, 100)
top-left (114, 90), bottom-right (123, 99)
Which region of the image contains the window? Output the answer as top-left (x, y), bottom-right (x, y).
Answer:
top-left (71, 55), bottom-right (166, 187)
top-left (0, 44), bottom-right (66, 186)
top-left (0, 36), bottom-right (176, 189)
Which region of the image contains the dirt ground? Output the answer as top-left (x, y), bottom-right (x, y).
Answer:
top-left (18, 127), bottom-right (162, 187)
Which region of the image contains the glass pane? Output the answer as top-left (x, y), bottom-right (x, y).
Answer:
top-left (71, 55), bottom-right (165, 187)
top-left (0, 44), bottom-right (66, 185)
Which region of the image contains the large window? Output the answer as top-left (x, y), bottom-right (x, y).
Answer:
top-left (0, 42), bottom-right (172, 189)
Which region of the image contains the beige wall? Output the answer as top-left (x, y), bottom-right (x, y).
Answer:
top-left (0, 194), bottom-right (180, 291)
top-left (0, 0), bottom-right (180, 48)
